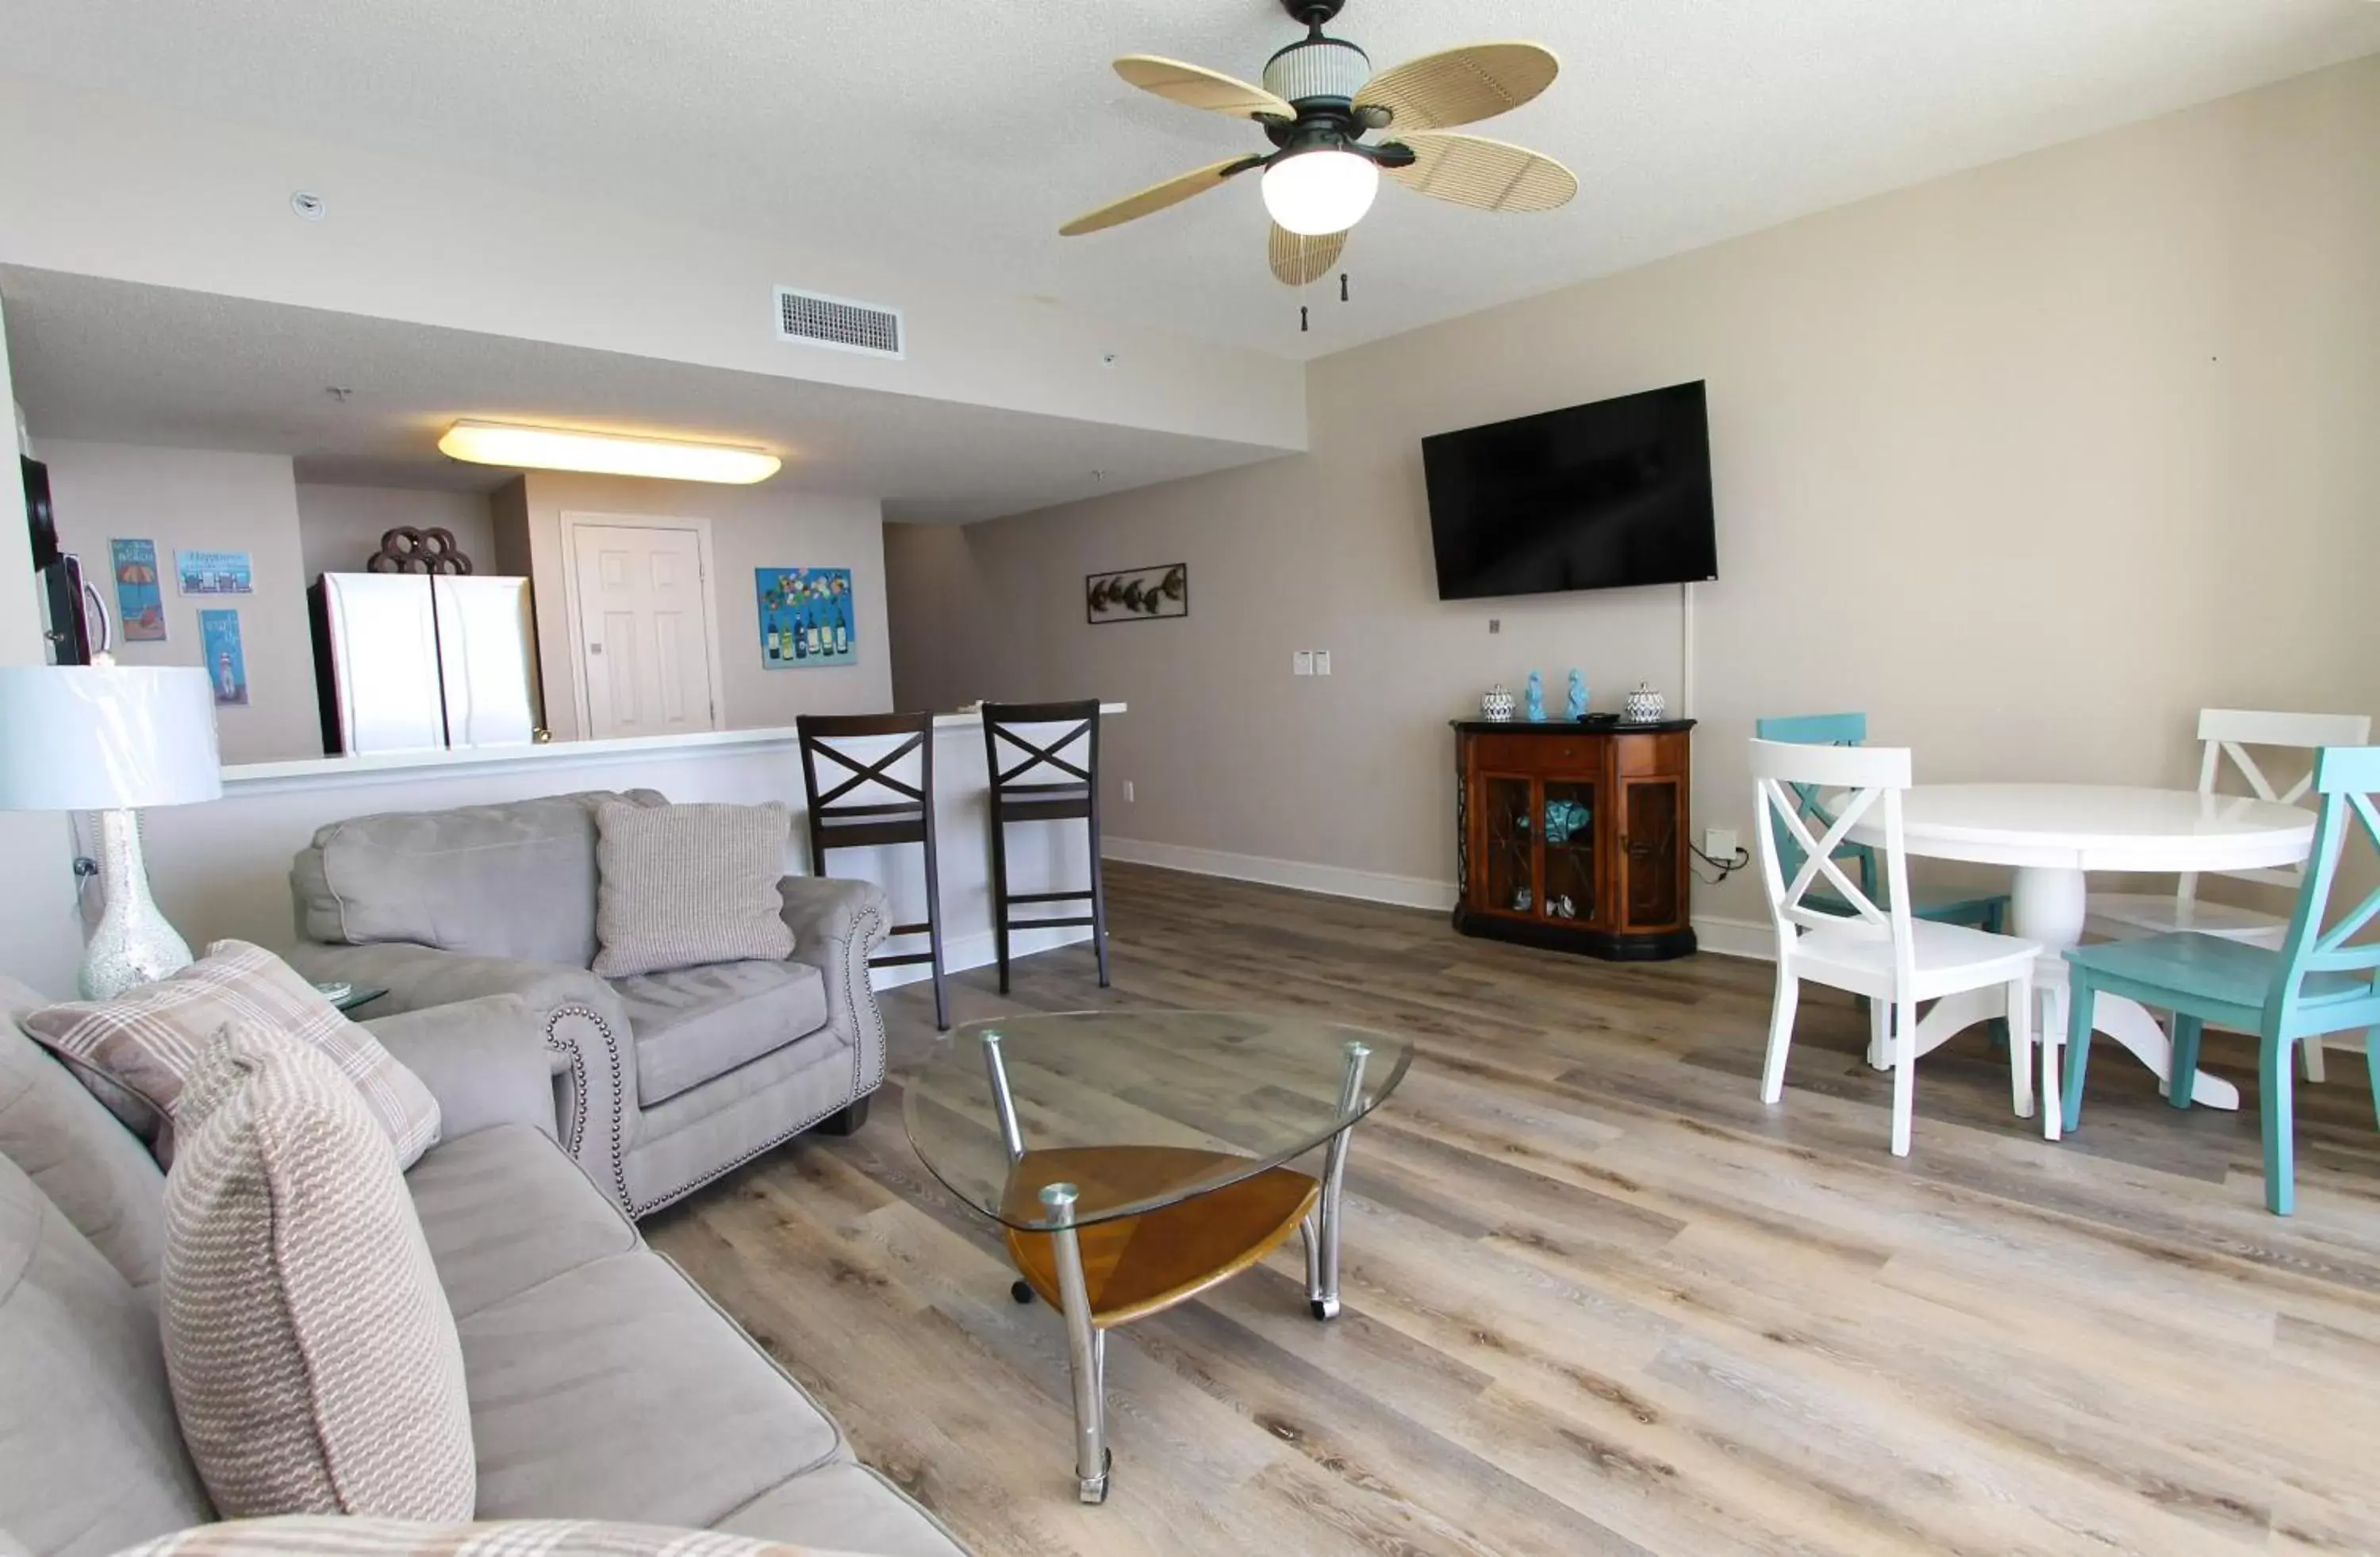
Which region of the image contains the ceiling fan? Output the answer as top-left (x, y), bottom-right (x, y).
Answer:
top-left (1060, 0), bottom-right (1576, 287)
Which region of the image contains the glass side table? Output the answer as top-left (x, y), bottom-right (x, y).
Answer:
top-left (316, 982), bottom-right (389, 1014)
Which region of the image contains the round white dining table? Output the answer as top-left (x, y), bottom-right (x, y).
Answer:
top-left (1848, 783), bottom-right (2315, 1111)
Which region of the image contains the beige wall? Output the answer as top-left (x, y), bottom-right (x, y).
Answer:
top-left (885, 522), bottom-right (1003, 714)
top-left (0, 307), bottom-right (86, 993)
top-left (891, 55), bottom-right (2380, 932)
top-left (294, 482), bottom-right (499, 586)
top-left (40, 440), bottom-right (323, 764)
top-left (515, 471), bottom-right (889, 740)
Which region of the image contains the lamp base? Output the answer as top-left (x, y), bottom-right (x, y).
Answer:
top-left (80, 807), bottom-right (194, 1000)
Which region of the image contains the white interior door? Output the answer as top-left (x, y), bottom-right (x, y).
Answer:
top-left (568, 522), bottom-right (720, 740)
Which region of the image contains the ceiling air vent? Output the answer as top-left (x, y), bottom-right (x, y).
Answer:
top-left (774, 286), bottom-right (904, 359)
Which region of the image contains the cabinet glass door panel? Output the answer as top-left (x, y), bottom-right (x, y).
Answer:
top-left (1621, 778), bottom-right (1683, 926)
top-left (1482, 775), bottom-right (1535, 915)
top-left (1539, 779), bottom-right (1595, 924)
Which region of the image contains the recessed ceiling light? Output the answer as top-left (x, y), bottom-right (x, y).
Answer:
top-left (437, 421), bottom-right (782, 485)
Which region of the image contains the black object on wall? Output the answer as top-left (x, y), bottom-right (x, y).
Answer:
top-left (23, 456), bottom-right (99, 665)
top-left (1423, 380), bottom-right (1718, 601)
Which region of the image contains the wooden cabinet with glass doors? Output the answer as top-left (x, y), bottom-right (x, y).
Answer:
top-left (1450, 719), bottom-right (1697, 960)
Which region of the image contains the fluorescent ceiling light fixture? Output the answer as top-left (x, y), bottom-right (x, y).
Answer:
top-left (438, 421), bottom-right (782, 484)
top-left (1261, 148), bottom-right (1380, 236)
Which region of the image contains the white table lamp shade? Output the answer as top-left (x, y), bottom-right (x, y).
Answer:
top-left (0, 665), bottom-right (223, 812)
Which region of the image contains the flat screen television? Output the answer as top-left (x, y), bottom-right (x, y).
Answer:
top-left (1423, 381), bottom-right (1716, 601)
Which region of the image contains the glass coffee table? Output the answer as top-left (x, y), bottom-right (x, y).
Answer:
top-left (900, 1009), bottom-right (1414, 1505)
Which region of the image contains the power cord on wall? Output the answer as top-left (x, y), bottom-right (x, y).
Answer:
top-left (1687, 837), bottom-right (1749, 885)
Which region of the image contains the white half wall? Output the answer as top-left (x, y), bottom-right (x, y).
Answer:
top-left (140, 725), bottom-right (1100, 987)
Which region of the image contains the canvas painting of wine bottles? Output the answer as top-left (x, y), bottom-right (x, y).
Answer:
top-left (755, 567), bottom-right (857, 668)
top-left (1085, 562), bottom-right (1188, 625)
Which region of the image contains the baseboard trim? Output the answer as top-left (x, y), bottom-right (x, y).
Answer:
top-left (1102, 835), bottom-right (1779, 960)
top-left (1688, 914), bottom-right (1775, 962)
top-left (868, 925), bottom-right (1089, 991)
top-left (1103, 836), bottom-right (1460, 912)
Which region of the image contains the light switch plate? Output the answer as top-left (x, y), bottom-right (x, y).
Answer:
top-left (1293, 651), bottom-right (1315, 676)
top-left (1314, 649), bottom-right (1331, 676)
top-left (1123, 780), bottom-right (1135, 803)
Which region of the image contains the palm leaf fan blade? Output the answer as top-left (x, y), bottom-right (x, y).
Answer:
top-left (1355, 42), bottom-right (1559, 132)
top-left (1113, 55), bottom-right (1295, 121)
top-left (1267, 223), bottom-right (1346, 286)
top-left (1384, 132), bottom-right (1576, 213)
top-left (1059, 158), bottom-right (1252, 236)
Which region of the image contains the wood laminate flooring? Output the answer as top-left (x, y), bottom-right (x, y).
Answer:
top-left (646, 863), bottom-right (2380, 1556)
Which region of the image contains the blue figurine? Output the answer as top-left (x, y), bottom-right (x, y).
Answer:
top-left (1523, 670), bottom-right (1546, 722)
top-left (1566, 668), bottom-right (1588, 721)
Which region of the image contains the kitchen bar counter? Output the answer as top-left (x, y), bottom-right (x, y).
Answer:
top-left (221, 704), bottom-right (1127, 794)
top-left (146, 705), bottom-right (1127, 993)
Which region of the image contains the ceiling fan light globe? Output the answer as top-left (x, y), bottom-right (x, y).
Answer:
top-left (1261, 148), bottom-right (1379, 236)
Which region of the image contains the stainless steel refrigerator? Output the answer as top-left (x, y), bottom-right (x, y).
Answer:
top-left (311, 573), bottom-right (542, 755)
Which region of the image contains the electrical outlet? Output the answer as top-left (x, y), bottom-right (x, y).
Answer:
top-left (1293, 650), bottom-right (1315, 676)
top-left (1704, 827), bottom-right (1739, 860)
top-left (1123, 780), bottom-right (1135, 803)
top-left (1489, 619), bottom-right (1501, 635)
top-left (1313, 649), bottom-right (1331, 676)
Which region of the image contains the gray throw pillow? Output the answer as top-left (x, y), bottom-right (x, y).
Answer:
top-left (161, 1025), bottom-right (475, 1520)
top-left (25, 940), bottom-right (440, 1171)
top-left (592, 802), bottom-right (797, 978)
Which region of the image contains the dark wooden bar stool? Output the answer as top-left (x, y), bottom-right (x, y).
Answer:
top-left (982, 699), bottom-right (1110, 994)
top-left (796, 711), bottom-right (949, 1030)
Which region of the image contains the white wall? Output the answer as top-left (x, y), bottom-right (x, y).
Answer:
top-left (505, 471), bottom-right (890, 741)
top-left (140, 731), bottom-right (1097, 980)
top-left (0, 306), bottom-right (88, 994)
top-left (294, 483), bottom-right (498, 585)
top-left (41, 440), bottom-right (322, 763)
top-left (888, 55), bottom-right (2380, 933)
top-left (0, 71), bottom-right (1305, 454)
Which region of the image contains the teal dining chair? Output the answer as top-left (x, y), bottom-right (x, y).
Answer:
top-left (2060, 744), bottom-right (2380, 1215)
top-left (1753, 713), bottom-right (2011, 933)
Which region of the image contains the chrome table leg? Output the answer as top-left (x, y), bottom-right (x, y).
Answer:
top-left (1299, 1210), bottom-right (1323, 1316)
top-left (1041, 1182), bottom-right (1109, 1504)
top-left (1311, 1038), bottom-right (1370, 1321)
top-left (981, 1030), bottom-right (1027, 1163)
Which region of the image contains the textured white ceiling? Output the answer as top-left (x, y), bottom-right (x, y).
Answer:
top-left (5, 0), bottom-right (2376, 363)
top-left (1, 267), bottom-right (1284, 523)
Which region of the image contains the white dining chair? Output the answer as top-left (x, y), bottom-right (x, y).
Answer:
top-left (1750, 739), bottom-right (2048, 1156)
top-left (2086, 706), bottom-right (2371, 1080)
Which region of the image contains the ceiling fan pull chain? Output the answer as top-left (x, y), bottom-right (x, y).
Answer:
top-left (1300, 304), bottom-right (1310, 333)
top-left (1340, 272), bottom-right (1349, 302)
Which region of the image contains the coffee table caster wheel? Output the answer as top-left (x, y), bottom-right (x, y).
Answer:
top-left (1077, 1448), bottom-right (1111, 1505)
top-left (1311, 1296), bottom-right (1339, 1321)
top-left (1011, 1279), bottom-right (1035, 1305)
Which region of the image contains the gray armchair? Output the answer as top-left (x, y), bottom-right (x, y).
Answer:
top-left (282, 790), bottom-right (889, 1217)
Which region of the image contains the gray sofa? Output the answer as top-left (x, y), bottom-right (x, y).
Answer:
top-left (282, 791), bottom-right (889, 1218)
top-left (0, 975), bottom-right (965, 1557)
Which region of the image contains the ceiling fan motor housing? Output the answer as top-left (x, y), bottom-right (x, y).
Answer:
top-left (1264, 34), bottom-right (1369, 107)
